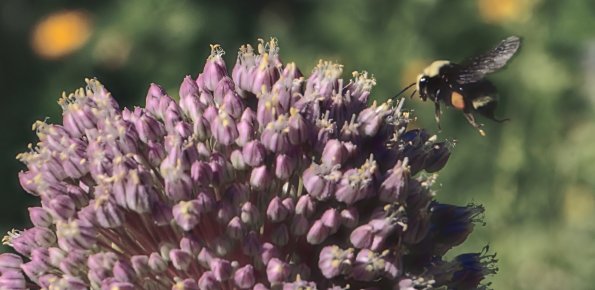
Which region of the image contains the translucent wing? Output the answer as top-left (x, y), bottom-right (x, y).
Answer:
top-left (456, 36), bottom-right (521, 84)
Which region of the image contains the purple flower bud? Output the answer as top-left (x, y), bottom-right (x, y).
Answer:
top-left (211, 111), bottom-right (239, 146)
top-left (191, 160), bottom-right (213, 186)
top-left (130, 255), bottom-right (149, 277)
top-left (230, 149), bottom-right (247, 171)
top-left (281, 197), bottom-right (295, 215)
top-left (253, 283), bottom-right (270, 290)
top-left (266, 258), bottom-right (290, 284)
top-left (91, 193), bottom-right (124, 229)
top-left (305, 60), bottom-right (342, 99)
top-left (236, 119), bottom-right (255, 146)
top-left (232, 44), bottom-right (257, 94)
top-left (306, 220), bottom-right (330, 245)
top-left (148, 252), bottom-right (167, 273)
top-left (21, 260), bottom-right (47, 283)
top-left (179, 75), bottom-right (204, 120)
top-left (340, 207), bottom-right (359, 228)
top-left (267, 196), bottom-right (289, 223)
top-left (295, 195), bottom-right (316, 217)
top-left (0, 271), bottom-right (26, 290)
top-left (214, 77), bottom-right (236, 105)
top-left (208, 200), bottom-right (229, 226)
top-left (169, 249), bottom-right (192, 271)
top-left (193, 114), bottom-right (211, 142)
top-left (274, 154), bottom-right (295, 180)
top-left (209, 152), bottom-right (233, 185)
top-left (352, 249), bottom-right (384, 281)
top-left (357, 101), bottom-right (391, 137)
top-left (202, 44), bottom-right (228, 92)
top-left (197, 247), bottom-right (214, 268)
top-left (241, 107), bottom-right (258, 125)
top-left (242, 140), bottom-right (266, 167)
top-left (234, 264), bottom-right (255, 289)
top-left (160, 153), bottom-right (194, 202)
top-left (18, 170), bottom-right (38, 195)
top-left (173, 200), bottom-right (202, 231)
top-left (0, 253), bottom-right (22, 272)
top-left (379, 160), bottom-right (407, 202)
top-left (260, 243), bottom-right (280, 266)
top-left (58, 250), bottom-right (86, 277)
top-left (346, 70), bottom-right (375, 103)
top-left (48, 247), bottom-right (66, 267)
top-left (145, 83), bottom-right (172, 120)
top-left (250, 165), bottom-right (271, 189)
top-left (240, 202), bottom-right (259, 225)
top-left (321, 139), bottom-right (347, 167)
top-left (28, 207), bottom-right (53, 228)
top-left (302, 164), bottom-right (341, 201)
top-left (261, 116), bottom-right (292, 153)
top-left (48, 194), bottom-right (76, 220)
top-left (203, 105), bottom-right (218, 124)
top-left (113, 260), bottom-right (136, 283)
top-left (320, 208), bottom-right (342, 234)
top-left (88, 252), bottom-right (118, 285)
top-left (288, 109), bottom-right (308, 145)
top-left (172, 278), bottom-right (199, 290)
top-left (60, 98), bottom-right (98, 138)
top-left (350, 224), bottom-right (373, 249)
top-left (103, 281), bottom-right (135, 290)
top-left (335, 158), bottom-right (378, 205)
top-left (318, 246), bottom-right (354, 279)
top-left (198, 271), bottom-right (220, 290)
top-left (226, 216), bottom-right (244, 239)
top-left (180, 237), bottom-right (201, 256)
top-left (211, 258), bottom-right (232, 281)
top-left (128, 107), bottom-right (166, 143)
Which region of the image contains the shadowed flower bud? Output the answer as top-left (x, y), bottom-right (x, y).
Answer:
top-left (28, 207), bottom-right (53, 228)
top-left (243, 140), bottom-right (266, 167)
top-left (198, 271), bottom-right (220, 290)
top-left (0, 271), bottom-right (26, 290)
top-left (3, 39), bottom-right (496, 290)
top-left (234, 264), bottom-right (255, 289)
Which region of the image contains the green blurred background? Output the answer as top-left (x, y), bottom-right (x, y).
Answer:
top-left (1, 0), bottom-right (594, 289)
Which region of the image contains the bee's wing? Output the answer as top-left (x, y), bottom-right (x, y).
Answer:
top-left (456, 36), bottom-right (521, 84)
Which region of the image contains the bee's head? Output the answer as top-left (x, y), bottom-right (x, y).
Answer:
top-left (416, 73), bottom-right (429, 101)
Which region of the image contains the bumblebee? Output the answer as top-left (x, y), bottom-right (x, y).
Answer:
top-left (397, 36), bottom-right (521, 136)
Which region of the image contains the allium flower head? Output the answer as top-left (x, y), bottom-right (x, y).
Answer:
top-left (3, 38), bottom-right (496, 290)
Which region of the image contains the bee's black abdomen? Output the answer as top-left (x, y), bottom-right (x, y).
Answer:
top-left (462, 80), bottom-right (503, 121)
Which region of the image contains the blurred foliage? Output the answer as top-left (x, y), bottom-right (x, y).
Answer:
top-left (1, 0), bottom-right (594, 289)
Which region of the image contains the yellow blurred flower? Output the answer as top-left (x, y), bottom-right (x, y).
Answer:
top-left (478, 0), bottom-right (535, 24)
top-left (31, 10), bottom-right (93, 59)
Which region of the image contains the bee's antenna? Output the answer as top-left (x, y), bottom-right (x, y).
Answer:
top-left (392, 82), bottom-right (415, 100)
top-left (408, 89), bottom-right (417, 99)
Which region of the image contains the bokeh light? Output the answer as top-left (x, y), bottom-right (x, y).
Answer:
top-left (31, 10), bottom-right (92, 59)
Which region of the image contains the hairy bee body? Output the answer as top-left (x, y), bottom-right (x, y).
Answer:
top-left (405, 36), bottom-right (521, 135)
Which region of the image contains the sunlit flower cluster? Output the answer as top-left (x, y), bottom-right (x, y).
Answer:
top-left (2, 39), bottom-right (496, 289)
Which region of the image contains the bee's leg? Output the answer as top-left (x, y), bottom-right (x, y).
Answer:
top-left (463, 112), bottom-right (486, 136)
top-left (434, 101), bottom-right (442, 130)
